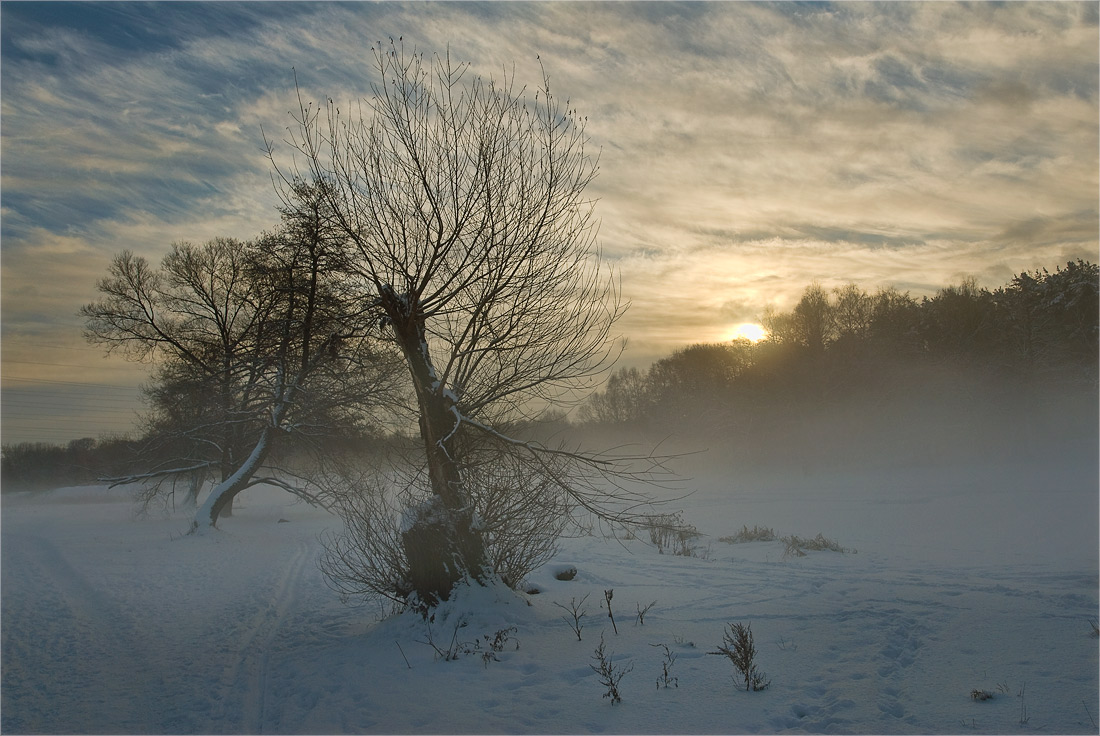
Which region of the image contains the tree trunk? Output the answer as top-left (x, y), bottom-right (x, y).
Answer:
top-left (191, 426), bottom-right (274, 532)
top-left (381, 286), bottom-right (487, 604)
top-left (182, 467), bottom-right (204, 508)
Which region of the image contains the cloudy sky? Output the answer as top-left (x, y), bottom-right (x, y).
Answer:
top-left (2, 1), bottom-right (1097, 444)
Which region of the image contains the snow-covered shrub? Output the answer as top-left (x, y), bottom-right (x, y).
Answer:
top-left (467, 461), bottom-right (571, 591)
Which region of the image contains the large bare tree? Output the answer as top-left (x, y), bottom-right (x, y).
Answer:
top-left (275, 43), bottom-right (662, 606)
top-left (82, 182), bottom-right (398, 531)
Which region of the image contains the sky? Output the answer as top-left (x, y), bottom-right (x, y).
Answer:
top-left (1, 1), bottom-right (1097, 445)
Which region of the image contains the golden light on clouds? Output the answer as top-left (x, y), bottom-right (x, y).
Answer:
top-left (1, 1), bottom-right (1096, 443)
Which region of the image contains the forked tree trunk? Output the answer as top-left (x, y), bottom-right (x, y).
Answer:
top-left (381, 286), bottom-right (487, 605)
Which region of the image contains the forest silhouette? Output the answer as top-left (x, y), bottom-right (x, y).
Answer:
top-left (581, 260), bottom-right (1097, 431)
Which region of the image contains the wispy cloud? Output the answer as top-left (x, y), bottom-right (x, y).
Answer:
top-left (2, 1), bottom-right (1096, 440)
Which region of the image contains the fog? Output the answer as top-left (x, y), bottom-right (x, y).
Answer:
top-left (5, 365), bottom-right (1097, 734)
top-left (567, 365), bottom-right (1099, 569)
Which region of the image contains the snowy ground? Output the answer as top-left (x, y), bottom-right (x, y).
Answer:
top-left (2, 435), bottom-right (1098, 734)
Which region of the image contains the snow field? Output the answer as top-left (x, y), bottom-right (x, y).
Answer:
top-left (2, 454), bottom-right (1097, 734)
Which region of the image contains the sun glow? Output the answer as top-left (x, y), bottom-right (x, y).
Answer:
top-left (728, 322), bottom-right (768, 343)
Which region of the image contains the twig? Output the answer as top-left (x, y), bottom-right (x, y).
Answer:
top-left (395, 640), bottom-right (411, 669)
top-left (605, 589), bottom-right (618, 635)
top-left (1017, 682), bottom-right (1029, 725)
top-left (650, 643), bottom-right (678, 689)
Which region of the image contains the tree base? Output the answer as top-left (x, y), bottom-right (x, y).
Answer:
top-left (401, 506), bottom-right (487, 610)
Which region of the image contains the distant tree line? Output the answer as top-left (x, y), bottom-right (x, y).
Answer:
top-left (1, 436), bottom-right (138, 491)
top-left (0, 429), bottom-right (394, 495)
top-left (580, 260), bottom-right (1098, 429)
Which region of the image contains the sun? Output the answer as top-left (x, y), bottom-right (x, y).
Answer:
top-left (728, 322), bottom-right (768, 343)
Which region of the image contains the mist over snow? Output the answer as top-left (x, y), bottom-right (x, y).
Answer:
top-left (3, 370), bottom-right (1097, 734)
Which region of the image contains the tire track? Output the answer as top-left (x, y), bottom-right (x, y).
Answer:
top-left (217, 536), bottom-right (315, 733)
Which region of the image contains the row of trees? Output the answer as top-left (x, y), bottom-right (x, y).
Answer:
top-left (581, 262), bottom-right (1098, 428)
top-left (763, 263), bottom-right (1097, 368)
top-left (82, 182), bottom-right (402, 519)
top-left (74, 43), bottom-right (665, 609)
top-left (0, 437), bottom-right (137, 491)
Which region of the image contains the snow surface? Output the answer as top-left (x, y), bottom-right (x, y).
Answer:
top-left (2, 440), bottom-right (1098, 734)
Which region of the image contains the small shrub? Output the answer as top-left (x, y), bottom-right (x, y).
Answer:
top-left (419, 619), bottom-right (472, 661)
top-left (781, 532), bottom-right (852, 558)
top-left (719, 525), bottom-right (777, 544)
top-left (479, 626), bottom-right (519, 666)
top-left (484, 626), bottom-right (518, 652)
top-left (651, 643), bottom-right (678, 689)
top-left (645, 512), bottom-right (683, 549)
top-left (555, 593), bottom-right (589, 641)
top-left (418, 620), bottom-right (519, 666)
top-left (644, 511), bottom-right (706, 557)
top-left (636, 600), bottom-right (656, 626)
top-left (970, 689), bottom-right (995, 701)
top-left (590, 633), bottom-right (632, 704)
top-left (709, 622), bottom-right (770, 691)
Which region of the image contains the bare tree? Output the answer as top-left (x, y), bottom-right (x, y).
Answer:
top-left (82, 182), bottom-right (398, 531)
top-left (275, 42), bottom-right (667, 606)
top-left (578, 366), bottom-right (650, 425)
top-left (832, 283), bottom-right (873, 341)
top-left (792, 283), bottom-right (836, 353)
